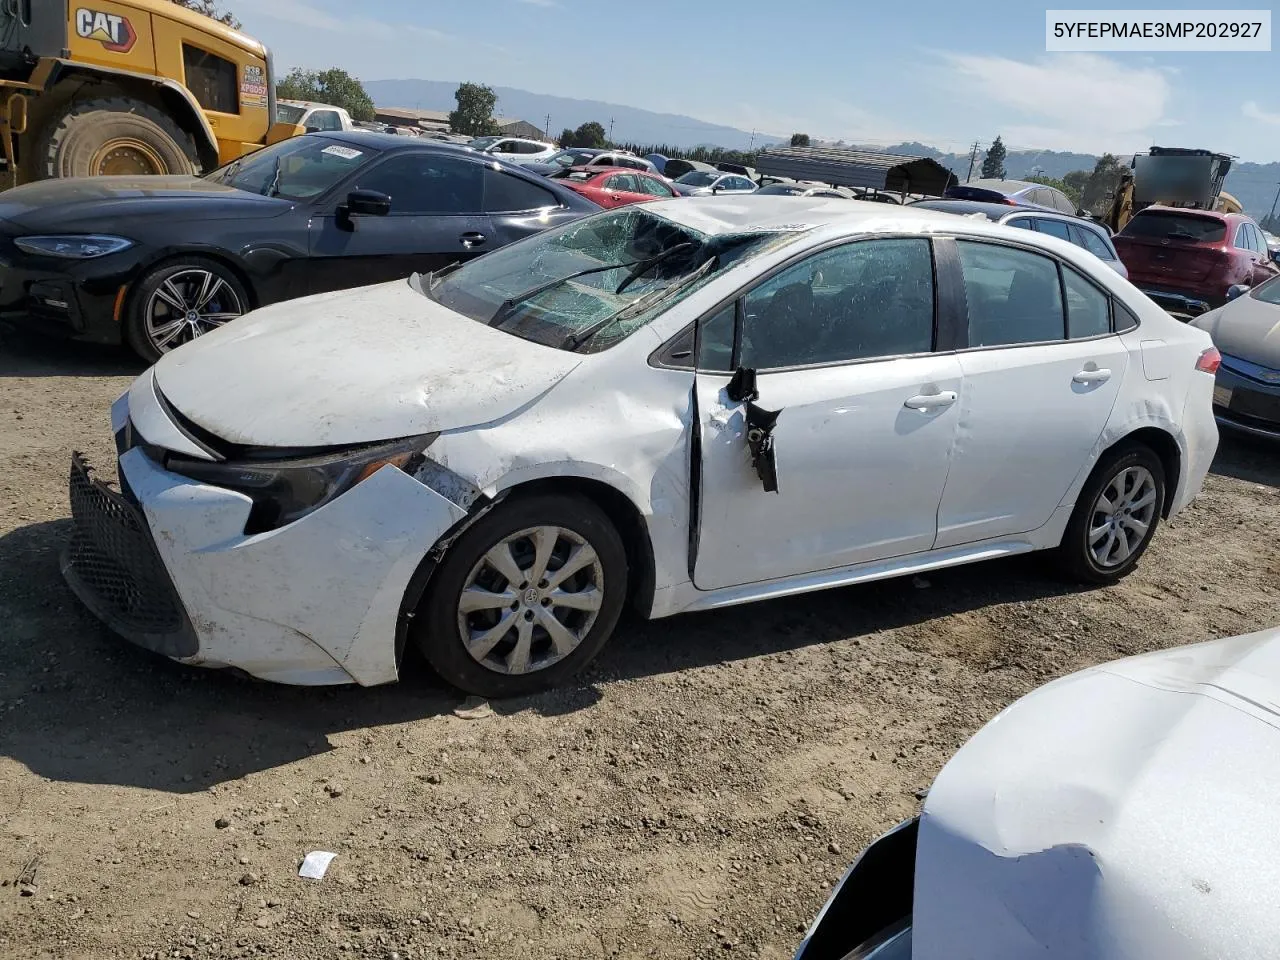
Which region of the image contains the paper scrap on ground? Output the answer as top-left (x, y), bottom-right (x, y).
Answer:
top-left (298, 851), bottom-right (337, 880)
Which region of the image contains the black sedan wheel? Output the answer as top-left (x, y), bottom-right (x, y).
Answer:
top-left (126, 258), bottom-right (250, 362)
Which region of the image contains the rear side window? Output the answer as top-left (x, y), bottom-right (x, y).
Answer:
top-left (1063, 267), bottom-right (1110, 339)
top-left (1114, 300), bottom-right (1140, 332)
top-left (1071, 224), bottom-right (1115, 260)
top-left (956, 241), bottom-right (1064, 346)
top-left (1006, 217), bottom-right (1036, 231)
top-left (1120, 212), bottom-right (1226, 243)
top-left (484, 168), bottom-right (560, 212)
top-left (183, 45), bottom-right (238, 113)
top-left (1036, 219), bottom-right (1072, 241)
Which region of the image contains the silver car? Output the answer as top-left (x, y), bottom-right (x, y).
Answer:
top-left (1191, 275), bottom-right (1280, 439)
top-left (670, 171), bottom-right (758, 197)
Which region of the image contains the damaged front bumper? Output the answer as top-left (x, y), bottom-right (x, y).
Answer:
top-left (62, 445), bottom-right (468, 686)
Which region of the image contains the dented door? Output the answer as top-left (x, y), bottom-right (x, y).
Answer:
top-left (693, 355), bottom-right (963, 591)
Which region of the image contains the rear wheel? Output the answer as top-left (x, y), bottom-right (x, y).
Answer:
top-left (38, 97), bottom-right (199, 179)
top-left (124, 258), bottom-right (249, 361)
top-left (414, 494), bottom-right (628, 698)
top-left (1057, 445), bottom-right (1165, 583)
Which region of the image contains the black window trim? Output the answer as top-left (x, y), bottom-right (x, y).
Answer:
top-left (650, 232), bottom-right (947, 373)
top-left (343, 150), bottom-right (486, 216)
top-left (484, 164), bottom-right (569, 213)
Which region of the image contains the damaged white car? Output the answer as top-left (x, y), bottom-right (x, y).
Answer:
top-left (795, 626), bottom-right (1280, 960)
top-left (64, 198), bottom-right (1220, 697)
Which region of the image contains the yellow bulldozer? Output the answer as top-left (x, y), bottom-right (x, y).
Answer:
top-left (1103, 146), bottom-right (1238, 234)
top-left (0, 0), bottom-right (301, 185)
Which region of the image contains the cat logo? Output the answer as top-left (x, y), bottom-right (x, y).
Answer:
top-left (75, 8), bottom-right (138, 54)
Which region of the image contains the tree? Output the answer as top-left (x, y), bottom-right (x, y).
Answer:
top-left (571, 122), bottom-right (607, 149)
top-left (980, 135), bottom-right (1006, 179)
top-left (790, 133), bottom-right (811, 147)
top-left (557, 128), bottom-right (576, 147)
top-left (1063, 169), bottom-right (1091, 198)
top-left (1079, 153), bottom-right (1127, 215)
top-left (1026, 174), bottom-right (1080, 207)
top-left (276, 68), bottom-right (376, 121)
top-left (448, 82), bottom-right (498, 137)
top-left (169, 0), bottom-right (240, 28)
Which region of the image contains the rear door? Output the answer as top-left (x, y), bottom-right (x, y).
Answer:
top-left (483, 167), bottom-right (584, 247)
top-left (601, 173), bottom-right (650, 206)
top-left (934, 239), bottom-right (1128, 548)
top-left (307, 151), bottom-right (489, 293)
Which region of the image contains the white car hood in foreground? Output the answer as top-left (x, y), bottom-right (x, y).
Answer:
top-left (152, 280), bottom-right (581, 448)
top-left (913, 628), bottom-right (1280, 960)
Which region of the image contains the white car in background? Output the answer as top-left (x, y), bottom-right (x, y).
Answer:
top-left (275, 99), bottom-right (355, 133)
top-left (467, 135), bottom-right (558, 165)
top-left (64, 200), bottom-right (1218, 697)
top-left (796, 626), bottom-right (1280, 960)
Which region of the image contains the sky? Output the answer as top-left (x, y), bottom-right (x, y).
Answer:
top-left (235, 0), bottom-right (1280, 162)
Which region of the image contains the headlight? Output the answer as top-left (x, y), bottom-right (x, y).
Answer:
top-left (15, 235), bottom-right (135, 259)
top-left (166, 434), bottom-right (436, 533)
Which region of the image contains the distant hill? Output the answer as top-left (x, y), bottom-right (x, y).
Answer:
top-left (363, 79), bottom-right (778, 152)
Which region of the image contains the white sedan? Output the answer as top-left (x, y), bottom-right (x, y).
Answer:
top-left (64, 199), bottom-right (1220, 697)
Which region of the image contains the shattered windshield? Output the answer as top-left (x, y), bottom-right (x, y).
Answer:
top-left (425, 208), bottom-right (795, 353)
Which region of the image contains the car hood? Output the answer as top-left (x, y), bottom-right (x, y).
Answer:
top-left (0, 175), bottom-right (290, 229)
top-left (152, 278), bottom-right (583, 448)
top-left (912, 627), bottom-right (1280, 959)
top-left (1191, 295), bottom-right (1280, 369)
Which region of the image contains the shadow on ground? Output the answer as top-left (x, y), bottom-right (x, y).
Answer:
top-left (0, 325), bottom-right (143, 378)
top-left (1211, 431), bottom-right (1280, 488)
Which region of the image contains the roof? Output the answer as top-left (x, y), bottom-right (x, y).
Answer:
top-left (279, 100), bottom-right (337, 111)
top-left (960, 178), bottom-right (1038, 193)
top-left (375, 107), bottom-right (452, 123)
top-left (910, 198), bottom-right (1039, 219)
top-left (137, 0), bottom-right (266, 56)
top-left (754, 146), bottom-right (958, 196)
top-left (319, 130), bottom-right (470, 153)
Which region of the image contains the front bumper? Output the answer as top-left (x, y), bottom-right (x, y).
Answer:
top-left (1213, 360), bottom-right (1280, 440)
top-left (62, 442), bottom-right (468, 686)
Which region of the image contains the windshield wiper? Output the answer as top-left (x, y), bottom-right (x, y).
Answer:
top-left (614, 242), bottom-right (694, 295)
top-left (560, 255), bottom-right (717, 352)
top-left (263, 156), bottom-right (283, 197)
top-left (488, 244), bottom-right (695, 329)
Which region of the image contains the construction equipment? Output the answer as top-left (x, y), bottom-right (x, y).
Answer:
top-left (0, 1), bottom-right (300, 186)
top-left (1103, 147), bottom-right (1235, 233)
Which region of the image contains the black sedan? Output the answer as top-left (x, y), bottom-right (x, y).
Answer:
top-left (0, 132), bottom-right (599, 360)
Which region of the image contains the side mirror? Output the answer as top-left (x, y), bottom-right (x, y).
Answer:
top-left (346, 189), bottom-right (391, 216)
top-left (1271, 249), bottom-right (1280, 265)
top-left (304, 125), bottom-right (322, 134)
top-left (711, 184), bottom-right (722, 194)
top-left (1226, 283), bottom-right (1250, 301)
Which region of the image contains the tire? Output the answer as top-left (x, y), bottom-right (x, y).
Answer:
top-left (124, 257), bottom-right (250, 362)
top-left (1057, 444), bottom-right (1166, 584)
top-left (38, 96), bottom-right (199, 179)
top-left (414, 493), bottom-right (629, 698)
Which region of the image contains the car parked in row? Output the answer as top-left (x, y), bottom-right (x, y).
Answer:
top-left (670, 170), bottom-right (757, 196)
top-left (911, 198), bottom-right (1128, 276)
top-left (523, 148), bottom-right (659, 178)
top-left (467, 136), bottom-right (558, 165)
top-left (1111, 207), bottom-right (1279, 320)
top-left (0, 132), bottom-right (599, 360)
top-left (756, 182), bottom-right (852, 199)
top-left (945, 178), bottom-right (1076, 215)
top-left (1191, 275), bottom-right (1280, 439)
top-left (64, 199), bottom-right (1218, 699)
top-left (550, 166), bottom-right (677, 207)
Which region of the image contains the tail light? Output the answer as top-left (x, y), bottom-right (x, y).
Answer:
top-left (1004, 198), bottom-right (1019, 205)
top-left (1196, 347), bottom-right (1222, 374)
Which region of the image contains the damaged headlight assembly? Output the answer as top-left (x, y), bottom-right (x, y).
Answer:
top-left (165, 434), bottom-right (437, 533)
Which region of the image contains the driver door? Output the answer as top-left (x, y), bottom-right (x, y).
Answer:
top-left (693, 238), bottom-right (963, 590)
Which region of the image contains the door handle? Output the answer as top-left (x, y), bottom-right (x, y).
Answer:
top-left (1072, 368), bottom-right (1112, 384)
top-left (460, 232), bottom-right (487, 249)
top-left (903, 391), bottom-right (958, 410)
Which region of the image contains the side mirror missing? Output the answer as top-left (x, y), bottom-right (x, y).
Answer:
top-left (1226, 283), bottom-right (1250, 302)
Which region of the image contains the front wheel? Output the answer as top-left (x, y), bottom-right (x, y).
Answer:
top-left (1058, 445), bottom-right (1166, 583)
top-left (124, 258), bottom-right (250, 362)
top-left (414, 494), bottom-right (629, 698)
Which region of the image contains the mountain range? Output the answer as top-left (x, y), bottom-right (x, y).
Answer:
top-left (365, 80), bottom-right (1280, 219)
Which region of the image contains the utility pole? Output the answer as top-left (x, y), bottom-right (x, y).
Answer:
top-left (607, 117), bottom-right (615, 141)
top-left (748, 129), bottom-right (757, 151)
top-left (1268, 180), bottom-right (1280, 224)
top-left (965, 141), bottom-right (980, 183)
top-left (544, 114), bottom-right (551, 139)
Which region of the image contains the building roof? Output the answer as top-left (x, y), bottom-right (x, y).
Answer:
top-left (754, 146), bottom-right (958, 196)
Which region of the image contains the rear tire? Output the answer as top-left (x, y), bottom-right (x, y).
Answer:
top-left (1057, 444), bottom-right (1165, 584)
top-left (38, 97), bottom-right (199, 179)
top-left (414, 494), bottom-right (628, 698)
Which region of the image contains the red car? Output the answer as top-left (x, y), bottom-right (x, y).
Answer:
top-left (1112, 207), bottom-right (1279, 319)
top-left (551, 166), bottom-right (677, 208)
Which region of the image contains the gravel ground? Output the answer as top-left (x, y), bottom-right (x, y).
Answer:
top-left (2, 327), bottom-right (1278, 960)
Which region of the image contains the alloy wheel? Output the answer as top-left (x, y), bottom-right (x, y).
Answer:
top-left (1088, 465), bottom-right (1158, 568)
top-left (144, 269), bottom-right (245, 353)
top-left (456, 525), bottom-right (605, 676)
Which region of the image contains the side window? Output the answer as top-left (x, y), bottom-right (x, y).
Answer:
top-left (311, 111), bottom-right (341, 132)
top-left (733, 177), bottom-right (755, 191)
top-left (1114, 300), bottom-right (1140, 332)
top-left (355, 153), bottom-right (483, 214)
top-left (1063, 266), bottom-right (1110, 339)
top-left (1053, 191), bottom-right (1075, 214)
top-left (1006, 217), bottom-right (1036, 231)
top-left (1248, 224), bottom-right (1264, 254)
top-left (1235, 224), bottom-right (1253, 250)
top-left (698, 302), bottom-right (736, 371)
top-left (956, 241), bottom-right (1064, 347)
top-left (483, 168), bottom-right (560, 212)
top-left (739, 238), bottom-right (935, 369)
top-left (607, 174), bottom-right (640, 193)
top-left (639, 176), bottom-right (673, 197)
top-left (1036, 219), bottom-right (1072, 242)
top-left (1071, 224), bottom-right (1115, 260)
top-left (620, 157), bottom-right (646, 170)
top-left (518, 141), bottom-right (544, 154)
top-left (182, 45), bottom-right (238, 113)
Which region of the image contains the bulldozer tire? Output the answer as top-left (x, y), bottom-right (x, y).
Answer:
top-left (37, 97), bottom-right (199, 179)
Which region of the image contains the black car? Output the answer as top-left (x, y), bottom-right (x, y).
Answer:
top-left (0, 132), bottom-right (599, 360)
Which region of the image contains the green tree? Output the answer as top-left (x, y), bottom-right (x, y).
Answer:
top-left (447, 82), bottom-right (499, 137)
top-left (1079, 153), bottom-right (1127, 215)
top-left (790, 133), bottom-right (811, 147)
top-left (276, 68), bottom-right (376, 122)
top-left (1026, 174), bottom-right (1080, 207)
top-left (1063, 169), bottom-right (1091, 198)
top-left (170, 0), bottom-right (239, 28)
top-left (558, 127), bottom-right (577, 147)
top-left (571, 122), bottom-right (608, 149)
top-left (980, 135), bottom-right (1007, 179)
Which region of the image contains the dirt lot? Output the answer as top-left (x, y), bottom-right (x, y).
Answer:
top-left (1, 326), bottom-right (1278, 960)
